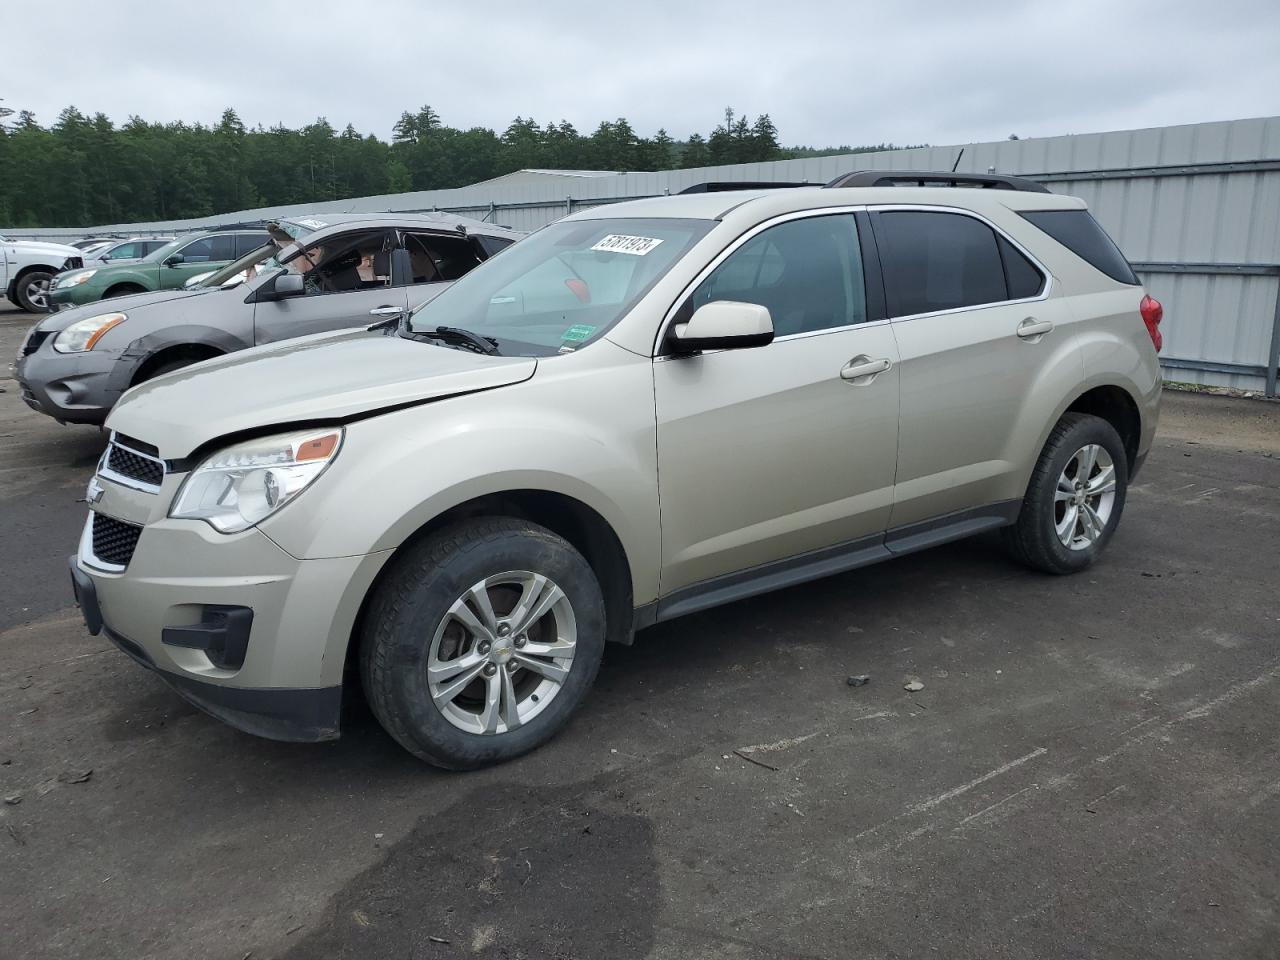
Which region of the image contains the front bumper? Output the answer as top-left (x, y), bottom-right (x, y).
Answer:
top-left (71, 491), bottom-right (392, 743)
top-left (72, 558), bottom-right (342, 741)
top-left (13, 346), bottom-right (123, 424)
top-left (49, 282), bottom-right (108, 308)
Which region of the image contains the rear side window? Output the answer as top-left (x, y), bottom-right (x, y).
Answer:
top-left (404, 232), bottom-right (484, 282)
top-left (875, 211), bottom-right (1008, 317)
top-left (998, 237), bottom-right (1045, 299)
top-left (476, 235), bottom-right (515, 258)
top-left (1019, 210), bottom-right (1138, 285)
top-left (235, 233), bottom-right (268, 257)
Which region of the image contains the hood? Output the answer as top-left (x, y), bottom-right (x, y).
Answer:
top-left (7, 239), bottom-right (81, 258)
top-left (37, 287), bottom-right (214, 331)
top-left (106, 330), bottom-right (538, 459)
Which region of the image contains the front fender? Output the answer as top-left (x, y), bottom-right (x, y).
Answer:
top-left (259, 350), bottom-right (661, 604)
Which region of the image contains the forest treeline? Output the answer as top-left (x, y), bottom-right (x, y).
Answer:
top-left (0, 102), bottom-right (921, 227)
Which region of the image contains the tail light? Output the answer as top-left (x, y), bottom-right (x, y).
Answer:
top-left (1140, 294), bottom-right (1163, 352)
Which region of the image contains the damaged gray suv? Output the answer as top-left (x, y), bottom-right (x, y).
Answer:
top-left (69, 172), bottom-right (1163, 769)
top-left (14, 212), bottom-right (522, 424)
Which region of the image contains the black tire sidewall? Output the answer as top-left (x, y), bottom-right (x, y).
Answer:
top-left (1032, 417), bottom-right (1129, 572)
top-left (365, 522), bottom-right (606, 768)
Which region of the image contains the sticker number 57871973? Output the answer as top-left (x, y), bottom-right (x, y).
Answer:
top-left (590, 234), bottom-right (664, 256)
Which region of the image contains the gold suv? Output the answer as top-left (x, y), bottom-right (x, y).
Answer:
top-left (69, 172), bottom-right (1163, 768)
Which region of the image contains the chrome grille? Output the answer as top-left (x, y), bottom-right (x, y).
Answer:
top-left (91, 513), bottom-right (142, 567)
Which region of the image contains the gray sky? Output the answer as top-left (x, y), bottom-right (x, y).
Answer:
top-left (7, 0), bottom-right (1280, 148)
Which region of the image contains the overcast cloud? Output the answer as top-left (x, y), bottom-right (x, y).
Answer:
top-left (7, 0), bottom-right (1280, 149)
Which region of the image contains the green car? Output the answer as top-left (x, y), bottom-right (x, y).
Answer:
top-left (48, 228), bottom-right (269, 309)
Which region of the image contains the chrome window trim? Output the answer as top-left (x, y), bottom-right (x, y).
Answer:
top-left (866, 203), bottom-right (1053, 323)
top-left (651, 204), bottom-right (871, 358)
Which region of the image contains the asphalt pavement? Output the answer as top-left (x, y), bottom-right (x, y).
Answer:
top-left (2, 302), bottom-right (1279, 959)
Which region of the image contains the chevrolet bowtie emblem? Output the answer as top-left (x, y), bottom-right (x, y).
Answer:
top-left (85, 477), bottom-right (105, 504)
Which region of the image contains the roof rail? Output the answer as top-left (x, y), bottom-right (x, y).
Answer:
top-left (677, 180), bottom-right (816, 194)
top-left (823, 170), bottom-right (1050, 194)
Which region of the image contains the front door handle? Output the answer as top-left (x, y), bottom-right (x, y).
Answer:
top-left (369, 305), bottom-right (402, 317)
top-left (840, 356), bottom-right (892, 381)
top-left (1016, 317), bottom-right (1054, 340)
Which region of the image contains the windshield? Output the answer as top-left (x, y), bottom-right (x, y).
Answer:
top-left (407, 217), bottom-right (714, 356)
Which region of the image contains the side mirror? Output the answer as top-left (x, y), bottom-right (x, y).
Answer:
top-left (163, 253), bottom-right (185, 266)
top-left (259, 272), bottom-right (305, 301)
top-left (670, 301), bottom-right (774, 354)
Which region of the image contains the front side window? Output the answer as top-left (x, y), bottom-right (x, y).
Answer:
top-left (407, 217), bottom-right (714, 356)
top-left (875, 210), bottom-right (1011, 317)
top-left (687, 213), bottom-right (866, 336)
top-left (283, 229), bottom-right (394, 295)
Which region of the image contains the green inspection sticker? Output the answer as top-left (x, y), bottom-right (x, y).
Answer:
top-left (561, 323), bottom-right (597, 343)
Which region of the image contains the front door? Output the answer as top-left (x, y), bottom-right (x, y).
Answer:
top-left (253, 229), bottom-right (407, 345)
top-left (164, 233), bottom-right (238, 287)
top-left (654, 212), bottom-right (900, 595)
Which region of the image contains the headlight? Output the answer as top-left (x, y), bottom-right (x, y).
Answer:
top-left (53, 312), bottom-right (127, 353)
top-left (56, 269), bottom-right (97, 288)
top-left (170, 428), bottom-right (343, 533)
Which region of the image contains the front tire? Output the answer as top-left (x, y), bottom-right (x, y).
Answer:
top-left (360, 518), bottom-right (607, 769)
top-left (15, 270), bottom-right (54, 312)
top-left (1005, 413), bottom-right (1129, 574)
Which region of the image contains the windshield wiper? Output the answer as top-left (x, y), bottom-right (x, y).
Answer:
top-left (420, 325), bottom-right (501, 355)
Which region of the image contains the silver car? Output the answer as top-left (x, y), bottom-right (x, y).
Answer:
top-left (68, 172), bottom-right (1162, 769)
top-left (14, 212), bottom-right (522, 423)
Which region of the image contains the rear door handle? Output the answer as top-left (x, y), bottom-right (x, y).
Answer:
top-left (1016, 317), bottom-right (1054, 340)
top-left (369, 305), bottom-right (402, 317)
top-left (840, 356), bottom-right (892, 381)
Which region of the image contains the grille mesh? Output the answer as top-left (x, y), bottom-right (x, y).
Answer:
top-left (91, 513), bottom-right (142, 567)
top-left (22, 330), bottom-right (50, 356)
top-left (107, 443), bottom-right (164, 486)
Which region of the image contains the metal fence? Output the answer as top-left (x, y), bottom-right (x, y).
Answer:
top-left (10, 117), bottom-right (1279, 395)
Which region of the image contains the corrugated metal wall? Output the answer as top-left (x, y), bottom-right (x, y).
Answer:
top-left (12, 117), bottom-right (1280, 393)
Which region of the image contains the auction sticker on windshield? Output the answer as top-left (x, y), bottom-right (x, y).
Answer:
top-left (590, 234), bottom-right (664, 256)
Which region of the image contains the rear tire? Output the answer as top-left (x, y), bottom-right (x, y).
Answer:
top-left (15, 270), bottom-right (54, 312)
top-left (360, 518), bottom-right (607, 769)
top-left (1004, 413), bottom-right (1129, 575)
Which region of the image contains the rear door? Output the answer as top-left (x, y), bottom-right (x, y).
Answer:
top-left (253, 229), bottom-right (407, 345)
top-left (653, 211), bottom-right (900, 595)
top-left (871, 206), bottom-right (1077, 528)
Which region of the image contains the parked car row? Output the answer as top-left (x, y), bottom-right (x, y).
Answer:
top-left (15, 173), bottom-right (1164, 771)
top-left (14, 212), bottom-right (522, 423)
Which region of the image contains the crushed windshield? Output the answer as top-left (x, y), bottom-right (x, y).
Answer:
top-left (406, 217), bottom-right (714, 356)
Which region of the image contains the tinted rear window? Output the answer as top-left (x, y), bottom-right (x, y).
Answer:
top-left (1020, 210), bottom-right (1137, 285)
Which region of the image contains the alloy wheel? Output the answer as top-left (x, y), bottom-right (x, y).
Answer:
top-left (426, 571), bottom-right (577, 735)
top-left (24, 277), bottom-right (50, 311)
top-left (1054, 443), bottom-right (1117, 550)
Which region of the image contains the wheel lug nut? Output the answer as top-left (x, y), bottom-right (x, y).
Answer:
top-left (514, 636), bottom-right (526, 648)
top-left (498, 624), bottom-right (511, 636)
top-left (478, 641), bottom-right (491, 654)
top-left (507, 661), bottom-right (518, 672)
top-left (483, 663), bottom-right (497, 677)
